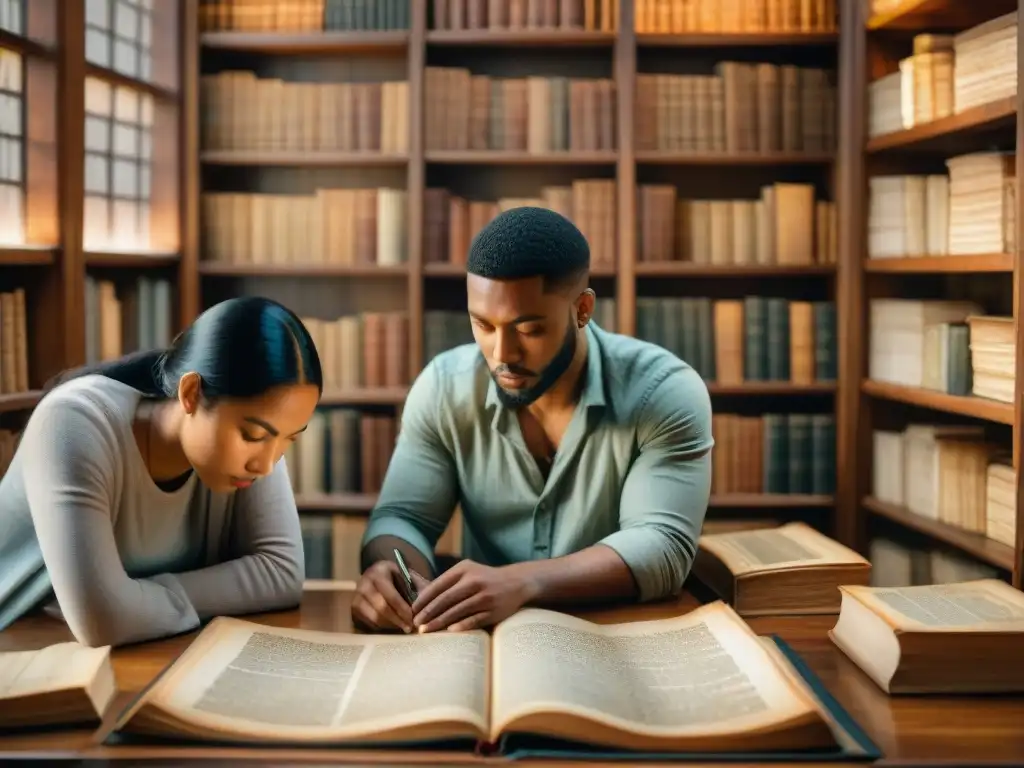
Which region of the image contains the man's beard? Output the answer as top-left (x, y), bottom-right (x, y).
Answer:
top-left (489, 314), bottom-right (578, 410)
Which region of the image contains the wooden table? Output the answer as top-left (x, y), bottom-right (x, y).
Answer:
top-left (2, 587), bottom-right (1023, 766)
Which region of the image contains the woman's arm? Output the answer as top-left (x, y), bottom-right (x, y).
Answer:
top-left (169, 458), bottom-right (305, 619)
top-left (21, 398), bottom-right (201, 648)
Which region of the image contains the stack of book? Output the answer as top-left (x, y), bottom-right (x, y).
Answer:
top-left (953, 12), bottom-right (1018, 112)
top-left (966, 315), bottom-right (1015, 403)
top-left (946, 151), bottom-right (1016, 255)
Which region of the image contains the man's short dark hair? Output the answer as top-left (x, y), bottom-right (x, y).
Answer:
top-left (466, 206), bottom-right (590, 292)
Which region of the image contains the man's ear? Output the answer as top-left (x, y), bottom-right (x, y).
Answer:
top-left (177, 372), bottom-right (203, 415)
top-left (575, 289), bottom-right (596, 328)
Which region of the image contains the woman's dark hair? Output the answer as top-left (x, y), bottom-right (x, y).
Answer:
top-left (43, 296), bottom-right (323, 400)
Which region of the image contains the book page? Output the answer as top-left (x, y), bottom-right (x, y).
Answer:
top-left (490, 602), bottom-right (820, 739)
top-left (127, 617), bottom-right (489, 741)
top-left (844, 579), bottom-right (1024, 632)
top-left (700, 522), bottom-right (868, 576)
top-left (0, 642), bottom-right (109, 700)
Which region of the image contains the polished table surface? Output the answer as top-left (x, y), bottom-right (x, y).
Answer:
top-left (1, 587), bottom-right (1023, 766)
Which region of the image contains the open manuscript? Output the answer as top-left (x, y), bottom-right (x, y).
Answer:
top-left (692, 522), bottom-right (871, 616)
top-left (830, 579), bottom-right (1024, 693)
top-left (113, 601), bottom-right (852, 755)
top-left (0, 642), bottom-right (116, 729)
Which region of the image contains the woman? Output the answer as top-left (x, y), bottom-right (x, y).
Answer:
top-left (0, 296), bottom-right (322, 647)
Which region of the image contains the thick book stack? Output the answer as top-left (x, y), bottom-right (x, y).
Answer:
top-left (954, 12), bottom-right (1017, 112)
top-left (431, 0), bottom-right (617, 30)
top-left (424, 69), bottom-right (616, 153)
top-left (635, 64), bottom-right (835, 154)
top-left (199, 0), bottom-right (411, 31)
top-left (872, 425), bottom-right (1005, 541)
top-left (868, 299), bottom-right (984, 393)
top-left (0, 287), bottom-right (28, 395)
top-left (425, 182), bottom-right (616, 270)
top-left (899, 35), bottom-right (955, 128)
top-left (201, 188), bottom-right (409, 268)
top-left (636, 183), bottom-right (836, 266)
top-left (947, 152), bottom-right (1016, 255)
top-left (867, 71), bottom-right (902, 137)
top-left (635, 0), bottom-right (836, 32)
top-left (986, 459), bottom-right (1016, 549)
top-left (869, 536), bottom-right (999, 588)
top-left (635, 297), bottom-right (836, 384)
top-left (967, 315), bottom-right (1014, 403)
top-left (711, 412), bottom-right (835, 496)
top-left (867, 175), bottom-right (949, 258)
top-left (301, 312), bottom-right (410, 391)
top-left (199, 72), bottom-right (410, 155)
top-left (84, 277), bottom-right (173, 365)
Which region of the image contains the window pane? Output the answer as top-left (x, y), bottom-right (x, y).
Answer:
top-left (114, 86), bottom-right (138, 122)
top-left (5, 136), bottom-right (20, 183)
top-left (86, 0), bottom-right (110, 28)
top-left (112, 122), bottom-right (138, 157)
top-left (85, 77), bottom-right (113, 116)
top-left (0, 92), bottom-right (20, 136)
top-left (84, 153), bottom-right (109, 194)
top-left (113, 39), bottom-right (137, 77)
top-left (111, 198), bottom-right (139, 245)
top-left (85, 115), bottom-right (110, 152)
top-left (0, 181), bottom-right (23, 244)
top-left (115, 1), bottom-right (139, 38)
top-left (112, 158), bottom-right (137, 196)
top-left (83, 195), bottom-right (110, 249)
top-left (0, 0), bottom-right (25, 36)
top-left (85, 28), bottom-right (112, 67)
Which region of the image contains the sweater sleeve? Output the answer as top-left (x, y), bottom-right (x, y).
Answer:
top-left (167, 458), bottom-right (304, 618)
top-left (19, 396), bottom-right (202, 648)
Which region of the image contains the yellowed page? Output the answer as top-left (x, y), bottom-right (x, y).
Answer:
top-left (699, 522), bottom-right (869, 576)
top-left (842, 578), bottom-right (1024, 633)
top-left (490, 601), bottom-right (821, 740)
top-left (124, 617), bottom-right (490, 742)
top-left (0, 642), bottom-right (109, 700)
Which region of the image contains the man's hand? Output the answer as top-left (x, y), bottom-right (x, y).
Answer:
top-left (411, 560), bottom-right (537, 633)
top-left (352, 560), bottom-right (430, 633)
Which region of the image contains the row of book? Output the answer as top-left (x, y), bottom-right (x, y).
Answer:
top-left (637, 183), bottom-right (836, 266)
top-left (868, 18), bottom-right (1016, 136)
top-left (301, 312), bottom-right (410, 391)
top-left (87, 277), bottom-right (175, 365)
top-left (711, 412), bottom-right (835, 497)
top-left (431, 0), bottom-right (617, 31)
top-left (0, 288), bottom-right (27, 396)
top-left (868, 299), bottom-right (1012, 404)
top-left (636, 65), bottom-right (835, 155)
top-left (867, 153), bottom-right (1015, 259)
top-left (425, 70), bottom-right (616, 153)
top-left (200, 73), bottom-right (409, 154)
top-left (199, 0), bottom-right (411, 31)
top-left (424, 182), bottom-right (616, 269)
top-left (635, 0), bottom-right (835, 33)
top-left (870, 536), bottom-right (998, 588)
top-left (286, 409), bottom-right (398, 497)
top-left (201, 188), bottom-right (408, 268)
top-left (873, 425), bottom-right (1016, 551)
top-left (635, 297), bottom-right (837, 384)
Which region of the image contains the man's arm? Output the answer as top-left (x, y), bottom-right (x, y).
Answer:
top-left (509, 365), bottom-right (713, 605)
top-left (360, 362), bottom-right (460, 579)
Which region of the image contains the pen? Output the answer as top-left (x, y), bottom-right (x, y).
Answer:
top-left (393, 548), bottom-right (418, 604)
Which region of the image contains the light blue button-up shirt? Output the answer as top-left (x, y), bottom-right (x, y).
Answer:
top-left (362, 322), bottom-right (714, 601)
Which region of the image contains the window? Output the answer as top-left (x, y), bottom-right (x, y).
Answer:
top-left (0, 0), bottom-right (24, 36)
top-left (0, 47), bottom-right (22, 245)
top-left (85, 0), bottom-right (154, 82)
top-left (83, 76), bottom-right (152, 251)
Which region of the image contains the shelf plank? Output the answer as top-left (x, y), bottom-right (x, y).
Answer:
top-left (200, 31), bottom-right (409, 53)
top-left (637, 32), bottom-right (837, 46)
top-left (864, 496), bottom-right (1014, 570)
top-left (862, 380), bottom-right (1014, 424)
top-left (84, 63), bottom-right (177, 102)
top-left (0, 390), bottom-right (43, 413)
top-left (867, 0), bottom-right (1017, 31)
top-left (866, 97), bottom-right (1016, 153)
top-left (707, 383), bottom-right (836, 395)
top-left (320, 388), bottom-right (408, 406)
top-left (199, 263), bottom-right (409, 278)
top-left (85, 251), bottom-right (180, 268)
top-left (426, 30), bottom-right (614, 46)
top-left (864, 254), bottom-right (1014, 273)
top-left (635, 151), bottom-right (833, 165)
top-left (708, 494), bottom-right (835, 508)
top-left (635, 262), bottom-right (834, 277)
top-left (0, 29), bottom-right (55, 59)
top-left (201, 151), bottom-right (408, 167)
top-left (295, 493), bottom-right (378, 512)
top-left (426, 151), bottom-right (616, 165)
top-left (0, 246), bottom-right (56, 266)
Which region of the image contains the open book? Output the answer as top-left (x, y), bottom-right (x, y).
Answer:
top-left (830, 579), bottom-right (1024, 693)
top-left (0, 642), bottom-right (116, 730)
top-left (113, 601), bottom-right (851, 754)
top-left (692, 522), bottom-right (871, 616)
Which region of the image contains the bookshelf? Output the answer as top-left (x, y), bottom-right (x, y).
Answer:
top-left (843, 0), bottom-right (1024, 589)
top-left (193, 0), bottom-right (842, 586)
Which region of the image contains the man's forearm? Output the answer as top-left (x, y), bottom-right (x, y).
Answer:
top-left (505, 544), bottom-right (638, 607)
top-left (361, 535), bottom-right (435, 579)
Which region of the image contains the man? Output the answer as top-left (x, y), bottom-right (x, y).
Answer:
top-left (353, 206), bottom-right (713, 634)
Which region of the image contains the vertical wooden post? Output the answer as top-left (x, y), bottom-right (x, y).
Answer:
top-left (407, 1), bottom-right (426, 377)
top-left (615, 0), bottom-right (636, 337)
top-left (178, 0), bottom-right (199, 328)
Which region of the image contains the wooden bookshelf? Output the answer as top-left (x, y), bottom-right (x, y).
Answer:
top-left (843, 0), bottom-right (1024, 589)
